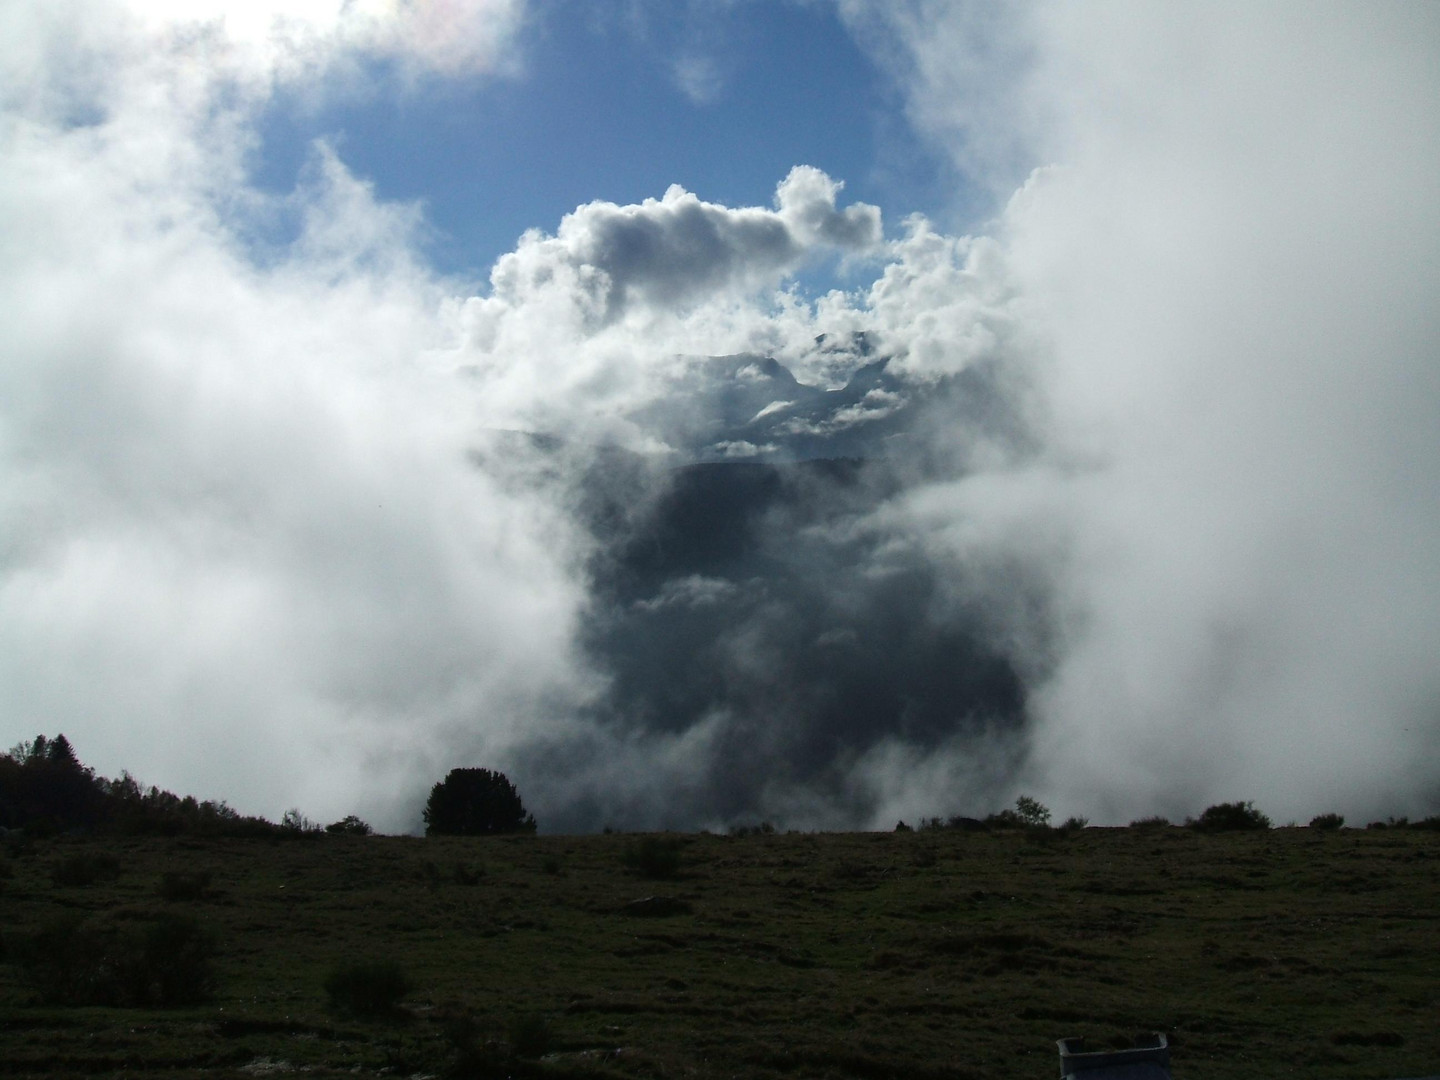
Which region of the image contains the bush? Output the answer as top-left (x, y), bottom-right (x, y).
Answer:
top-left (325, 815), bottom-right (373, 836)
top-left (16, 913), bottom-right (214, 1006)
top-left (984, 798), bottom-right (1054, 831)
top-left (945, 815), bottom-right (989, 831)
top-left (1014, 796), bottom-right (1052, 829)
top-left (280, 808), bottom-right (322, 836)
top-left (1189, 801), bottom-right (1271, 832)
top-left (1309, 812), bottom-right (1345, 830)
top-left (51, 852), bottom-right (122, 887)
top-left (423, 769), bottom-right (536, 837)
top-left (1129, 815), bottom-right (1170, 830)
top-left (984, 809), bottom-right (1024, 829)
top-left (158, 870), bottom-right (212, 902)
top-left (1060, 815), bottom-right (1089, 832)
top-left (622, 836), bottom-right (682, 880)
top-left (728, 821), bottom-right (775, 838)
top-left (138, 914), bottom-right (216, 1005)
top-left (324, 959), bottom-right (411, 1019)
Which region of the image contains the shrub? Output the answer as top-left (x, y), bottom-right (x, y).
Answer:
top-left (325, 815), bottom-right (373, 836)
top-left (423, 769), bottom-right (536, 837)
top-left (138, 914), bottom-right (216, 1005)
top-left (280, 808), bottom-right (321, 835)
top-left (1060, 815), bottom-right (1089, 832)
top-left (1309, 812), bottom-right (1345, 830)
top-left (728, 821), bottom-right (775, 838)
top-left (323, 959), bottom-right (411, 1019)
top-left (985, 809), bottom-right (1024, 829)
top-left (1129, 815), bottom-right (1170, 830)
top-left (1015, 796), bottom-right (1052, 829)
top-left (15, 915), bottom-right (94, 1003)
top-left (621, 836), bottom-right (682, 879)
top-left (1189, 801), bottom-right (1271, 832)
top-left (158, 870), bottom-right (212, 902)
top-left (15, 913), bottom-right (214, 1006)
top-left (51, 852), bottom-right (122, 887)
top-left (945, 815), bottom-right (989, 831)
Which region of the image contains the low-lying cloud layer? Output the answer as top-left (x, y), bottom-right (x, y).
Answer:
top-left (3, 2), bottom-right (1437, 831)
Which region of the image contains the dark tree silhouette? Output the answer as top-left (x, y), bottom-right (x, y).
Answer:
top-left (423, 768), bottom-right (536, 836)
top-left (325, 815), bottom-right (373, 836)
top-left (0, 732), bottom-right (102, 831)
top-left (1, 735), bottom-right (291, 837)
top-left (1189, 801), bottom-right (1271, 832)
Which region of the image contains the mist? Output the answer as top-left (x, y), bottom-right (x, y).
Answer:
top-left (3, 2), bottom-right (1437, 832)
top-left (843, 1), bottom-right (1440, 824)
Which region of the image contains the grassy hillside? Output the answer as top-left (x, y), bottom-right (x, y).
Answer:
top-left (1, 825), bottom-right (1436, 1079)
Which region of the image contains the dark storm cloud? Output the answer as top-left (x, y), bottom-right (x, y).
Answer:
top-left (519, 459), bottom-right (1034, 830)
top-left (493, 354), bottom-right (1050, 832)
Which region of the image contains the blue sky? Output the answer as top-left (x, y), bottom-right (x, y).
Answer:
top-left (252, 1), bottom-right (960, 279)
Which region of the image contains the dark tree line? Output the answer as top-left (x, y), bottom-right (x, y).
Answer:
top-left (3, 735), bottom-right (539, 839)
top-left (0, 734), bottom-right (349, 838)
top-left (0, 735), bottom-right (103, 832)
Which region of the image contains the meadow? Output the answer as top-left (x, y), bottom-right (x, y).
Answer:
top-left (1, 823), bottom-right (1436, 1079)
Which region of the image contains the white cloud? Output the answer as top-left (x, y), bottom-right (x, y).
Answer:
top-left (749, 400), bottom-right (793, 422)
top-left (452, 166), bottom-right (894, 447)
top-left (4, 0), bottom-right (1012, 832)
top-left (0, 0), bottom-right (591, 832)
top-left (0, 0), bottom-right (1050, 838)
top-left (671, 53), bottom-right (724, 104)
top-left (478, 166), bottom-right (881, 327)
top-left (709, 440), bottom-right (777, 459)
top-left (121, 0), bottom-right (528, 82)
top-left (840, 1), bottom-right (1440, 824)
top-left (13, 0), bottom-right (1433, 834)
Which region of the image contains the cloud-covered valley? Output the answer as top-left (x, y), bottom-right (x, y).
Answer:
top-left (3, 1), bottom-right (1438, 832)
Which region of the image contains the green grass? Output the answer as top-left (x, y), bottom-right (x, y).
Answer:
top-left (0, 826), bottom-right (1436, 1079)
